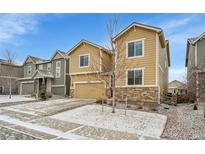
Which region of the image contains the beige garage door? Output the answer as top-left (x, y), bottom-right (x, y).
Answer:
top-left (74, 83), bottom-right (105, 99)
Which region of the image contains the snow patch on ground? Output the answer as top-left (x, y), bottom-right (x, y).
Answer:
top-left (0, 95), bottom-right (35, 104)
top-left (52, 105), bottom-right (167, 138)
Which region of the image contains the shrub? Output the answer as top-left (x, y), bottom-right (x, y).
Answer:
top-left (39, 85), bottom-right (47, 100)
top-left (96, 98), bottom-right (107, 104)
top-left (46, 92), bottom-right (53, 98)
top-left (193, 104), bottom-right (198, 110)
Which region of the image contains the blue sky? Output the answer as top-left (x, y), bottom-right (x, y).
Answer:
top-left (0, 13), bottom-right (205, 82)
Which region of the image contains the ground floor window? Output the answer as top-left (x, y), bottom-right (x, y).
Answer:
top-left (127, 69), bottom-right (143, 85)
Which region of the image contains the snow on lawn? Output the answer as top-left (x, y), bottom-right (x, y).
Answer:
top-left (51, 104), bottom-right (167, 138)
top-left (0, 95), bottom-right (35, 104)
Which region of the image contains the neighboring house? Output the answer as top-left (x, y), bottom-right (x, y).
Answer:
top-left (0, 59), bottom-right (23, 94)
top-left (168, 80), bottom-right (187, 95)
top-left (67, 40), bottom-right (112, 99)
top-left (185, 32), bottom-right (205, 101)
top-left (18, 51), bottom-right (70, 97)
top-left (113, 22), bottom-right (170, 103)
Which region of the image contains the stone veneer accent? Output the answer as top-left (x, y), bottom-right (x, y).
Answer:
top-left (115, 87), bottom-right (159, 103)
top-left (198, 72), bottom-right (205, 102)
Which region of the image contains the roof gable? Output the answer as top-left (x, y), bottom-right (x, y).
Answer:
top-left (23, 56), bottom-right (35, 65)
top-left (185, 32), bottom-right (205, 67)
top-left (50, 50), bottom-right (66, 60)
top-left (32, 70), bottom-right (54, 79)
top-left (113, 22), bottom-right (166, 48)
top-left (169, 80), bottom-right (186, 88)
top-left (67, 40), bottom-right (110, 56)
top-left (113, 22), bottom-right (162, 41)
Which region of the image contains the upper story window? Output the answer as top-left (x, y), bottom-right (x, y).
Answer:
top-left (79, 54), bottom-right (89, 67)
top-left (127, 69), bottom-right (143, 85)
top-left (127, 39), bottom-right (144, 58)
top-left (39, 64), bottom-right (43, 70)
top-left (27, 65), bottom-right (32, 75)
top-left (56, 61), bottom-right (61, 78)
top-left (47, 63), bottom-right (51, 72)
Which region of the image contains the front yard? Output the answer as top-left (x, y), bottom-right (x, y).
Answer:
top-left (0, 95), bottom-right (36, 104)
top-left (52, 104), bottom-right (167, 138)
top-left (161, 103), bottom-right (205, 139)
top-left (0, 96), bottom-right (205, 140)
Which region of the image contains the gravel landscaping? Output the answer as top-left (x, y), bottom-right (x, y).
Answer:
top-left (52, 104), bottom-right (167, 138)
top-left (161, 103), bottom-right (205, 140)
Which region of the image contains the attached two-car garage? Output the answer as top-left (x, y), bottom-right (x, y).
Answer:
top-left (74, 82), bottom-right (106, 99)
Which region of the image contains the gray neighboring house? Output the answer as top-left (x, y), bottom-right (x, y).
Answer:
top-left (185, 32), bottom-right (205, 101)
top-left (18, 50), bottom-right (70, 97)
top-left (0, 59), bottom-right (23, 94)
top-left (168, 80), bottom-right (187, 95)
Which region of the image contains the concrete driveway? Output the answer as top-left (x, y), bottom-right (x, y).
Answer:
top-left (0, 98), bottom-right (96, 139)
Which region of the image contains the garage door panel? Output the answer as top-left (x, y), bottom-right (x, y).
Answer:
top-left (74, 83), bottom-right (105, 99)
top-left (22, 83), bottom-right (34, 95)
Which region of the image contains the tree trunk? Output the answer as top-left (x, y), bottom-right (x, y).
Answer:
top-left (9, 77), bottom-right (12, 99)
top-left (112, 75), bottom-right (116, 113)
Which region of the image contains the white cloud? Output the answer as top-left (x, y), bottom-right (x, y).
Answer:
top-left (169, 68), bottom-right (187, 82)
top-left (0, 14), bottom-right (40, 44)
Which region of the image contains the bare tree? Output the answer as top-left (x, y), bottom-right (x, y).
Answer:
top-left (2, 50), bottom-right (18, 99)
top-left (89, 17), bottom-right (137, 113)
top-left (188, 63), bottom-right (205, 118)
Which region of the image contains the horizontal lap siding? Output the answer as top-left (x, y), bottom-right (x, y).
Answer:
top-left (197, 39), bottom-right (205, 66)
top-left (51, 87), bottom-right (65, 95)
top-left (115, 26), bottom-right (156, 86)
top-left (158, 36), bottom-right (169, 94)
top-left (70, 43), bottom-right (101, 74)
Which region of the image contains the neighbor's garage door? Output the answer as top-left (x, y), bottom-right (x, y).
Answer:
top-left (74, 83), bottom-right (105, 99)
top-left (21, 83), bottom-right (34, 95)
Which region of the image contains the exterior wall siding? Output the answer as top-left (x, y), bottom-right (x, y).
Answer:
top-left (24, 63), bottom-right (35, 78)
top-left (69, 43), bottom-right (101, 74)
top-left (197, 38), bottom-right (205, 66)
top-left (0, 63), bottom-right (23, 94)
top-left (52, 58), bottom-right (65, 85)
top-left (115, 26), bottom-right (157, 86)
top-left (51, 86), bottom-right (65, 95)
top-left (198, 72), bottom-right (205, 101)
top-left (158, 36), bottom-right (169, 95)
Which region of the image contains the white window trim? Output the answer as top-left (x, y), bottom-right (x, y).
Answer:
top-left (27, 65), bottom-right (32, 75)
top-left (126, 38), bottom-right (145, 59)
top-left (79, 53), bottom-right (90, 68)
top-left (56, 61), bottom-right (61, 78)
top-left (126, 68), bottom-right (144, 86)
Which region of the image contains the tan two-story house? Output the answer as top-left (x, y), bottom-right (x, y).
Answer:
top-left (67, 40), bottom-right (112, 99)
top-left (67, 23), bottom-right (170, 103)
top-left (113, 22), bottom-right (170, 103)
